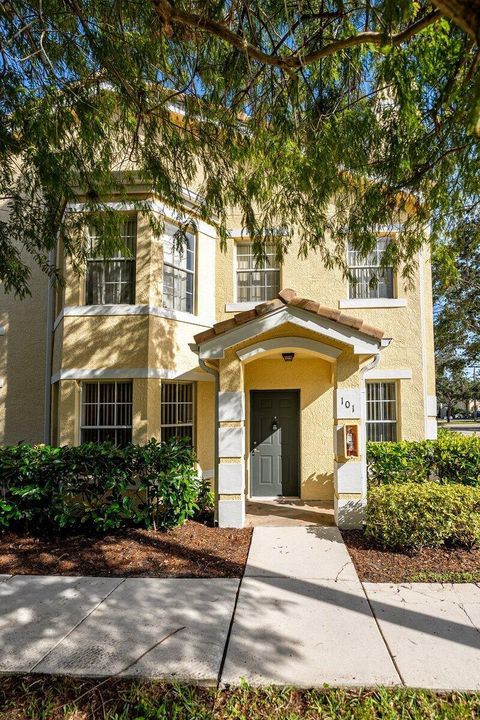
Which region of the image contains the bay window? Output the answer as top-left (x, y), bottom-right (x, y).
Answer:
top-left (162, 222), bottom-right (195, 313)
top-left (161, 382), bottom-right (194, 444)
top-left (86, 217), bottom-right (136, 305)
top-left (81, 381), bottom-right (133, 446)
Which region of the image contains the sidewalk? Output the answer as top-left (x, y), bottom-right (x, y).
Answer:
top-left (0, 574), bottom-right (238, 684)
top-left (221, 527), bottom-right (399, 687)
top-left (1, 529), bottom-right (480, 690)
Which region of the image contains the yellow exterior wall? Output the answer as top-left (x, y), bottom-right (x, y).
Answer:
top-left (215, 229), bottom-right (435, 442)
top-left (54, 376), bottom-right (213, 462)
top-left (0, 253), bottom-right (49, 445)
top-left (57, 380), bottom-right (79, 446)
top-left (244, 357), bottom-right (334, 500)
top-left (196, 380), bottom-right (215, 475)
top-left (1, 188), bottom-right (435, 461)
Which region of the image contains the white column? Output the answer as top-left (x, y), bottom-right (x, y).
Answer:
top-left (217, 391), bottom-right (246, 528)
top-left (334, 388), bottom-right (366, 528)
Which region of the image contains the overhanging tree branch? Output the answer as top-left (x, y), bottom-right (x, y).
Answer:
top-left (151, 1), bottom-right (441, 69)
top-left (431, 0), bottom-right (480, 41)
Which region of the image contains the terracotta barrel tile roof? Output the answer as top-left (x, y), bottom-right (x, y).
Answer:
top-left (194, 289), bottom-right (385, 345)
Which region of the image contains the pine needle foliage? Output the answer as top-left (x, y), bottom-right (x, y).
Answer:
top-left (0, 1), bottom-right (479, 295)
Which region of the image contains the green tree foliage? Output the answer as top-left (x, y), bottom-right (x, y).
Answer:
top-left (1, 1), bottom-right (479, 295)
top-left (433, 222), bottom-right (480, 377)
top-left (436, 371), bottom-right (476, 418)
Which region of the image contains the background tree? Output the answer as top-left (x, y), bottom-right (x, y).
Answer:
top-left (433, 220), bottom-right (480, 407)
top-left (436, 371), bottom-right (474, 420)
top-left (1, 0), bottom-right (479, 296)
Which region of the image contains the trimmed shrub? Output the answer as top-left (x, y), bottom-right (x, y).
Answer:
top-left (367, 431), bottom-right (480, 487)
top-left (365, 482), bottom-right (480, 549)
top-left (433, 431), bottom-right (480, 486)
top-left (367, 440), bottom-right (434, 486)
top-left (0, 438), bottom-right (198, 533)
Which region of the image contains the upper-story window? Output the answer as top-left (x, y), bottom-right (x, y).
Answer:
top-left (348, 237), bottom-right (394, 300)
top-left (162, 222), bottom-right (195, 314)
top-left (86, 217), bottom-right (137, 305)
top-left (236, 242), bottom-right (280, 303)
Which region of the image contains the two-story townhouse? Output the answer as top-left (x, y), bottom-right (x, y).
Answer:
top-left (0, 184), bottom-right (437, 528)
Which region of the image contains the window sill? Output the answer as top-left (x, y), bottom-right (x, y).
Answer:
top-left (225, 302), bottom-right (259, 312)
top-left (338, 298), bottom-right (407, 309)
top-left (55, 305), bottom-right (213, 329)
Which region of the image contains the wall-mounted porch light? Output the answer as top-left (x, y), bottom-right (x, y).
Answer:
top-left (282, 352), bottom-right (295, 362)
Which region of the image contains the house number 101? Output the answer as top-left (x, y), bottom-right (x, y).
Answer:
top-left (337, 390), bottom-right (360, 419)
top-left (341, 397), bottom-right (355, 414)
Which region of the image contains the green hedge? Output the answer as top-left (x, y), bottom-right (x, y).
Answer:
top-left (367, 431), bottom-right (480, 487)
top-left (365, 483), bottom-right (480, 549)
top-left (0, 438), bottom-right (201, 533)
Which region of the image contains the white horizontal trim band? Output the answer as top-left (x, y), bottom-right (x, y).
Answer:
top-left (339, 299), bottom-right (407, 309)
top-left (228, 227), bottom-right (289, 238)
top-left (51, 368), bottom-right (214, 384)
top-left (54, 305), bottom-right (214, 330)
top-left (65, 198), bottom-right (218, 237)
top-left (364, 369), bottom-right (412, 380)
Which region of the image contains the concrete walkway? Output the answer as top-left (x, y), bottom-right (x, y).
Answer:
top-left (1, 529), bottom-right (480, 689)
top-left (0, 574), bottom-right (238, 684)
top-left (222, 527), bottom-right (399, 687)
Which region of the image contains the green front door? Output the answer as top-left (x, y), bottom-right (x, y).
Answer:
top-left (250, 390), bottom-right (300, 497)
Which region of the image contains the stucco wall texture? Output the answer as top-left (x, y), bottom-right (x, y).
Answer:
top-left (1, 196), bottom-right (436, 509)
top-left (0, 253), bottom-right (49, 445)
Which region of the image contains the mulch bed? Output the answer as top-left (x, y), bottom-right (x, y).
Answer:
top-left (0, 521), bottom-right (252, 578)
top-left (342, 530), bottom-right (480, 583)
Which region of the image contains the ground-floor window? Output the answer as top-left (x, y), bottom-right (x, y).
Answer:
top-left (366, 381), bottom-right (397, 442)
top-left (81, 381), bottom-right (133, 445)
top-left (161, 382), bottom-right (194, 444)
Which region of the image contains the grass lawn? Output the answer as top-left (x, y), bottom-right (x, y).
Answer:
top-left (1, 677), bottom-right (480, 720)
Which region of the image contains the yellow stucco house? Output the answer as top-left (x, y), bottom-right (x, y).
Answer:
top-left (0, 187), bottom-right (437, 528)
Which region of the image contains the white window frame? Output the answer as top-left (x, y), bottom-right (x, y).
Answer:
top-left (80, 380), bottom-right (133, 445)
top-left (234, 241), bottom-right (281, 304)
top-left (160, 381), bottom-right (195, 444)
top-left (366, 381), bottom-right (398, 442)
top-left (85, 215), bottom-right (137, 306)
top-left (162, 222), bottom-right (196, 314)
top-left (348, 236), bottom-right (395, 300)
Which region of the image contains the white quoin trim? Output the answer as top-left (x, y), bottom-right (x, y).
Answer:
top-left (236, 336), bottom-right (342, 364)
top-left (199, 306), bottom-right (381, 359)
top-left (51, 367), bottom-right (214, 384)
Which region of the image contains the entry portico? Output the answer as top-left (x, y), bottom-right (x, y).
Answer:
top-left (194, 288), bottom-right (388, 529)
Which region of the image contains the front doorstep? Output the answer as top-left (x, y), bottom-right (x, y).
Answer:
top-left (245, 499), bottom-right (335, 527)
